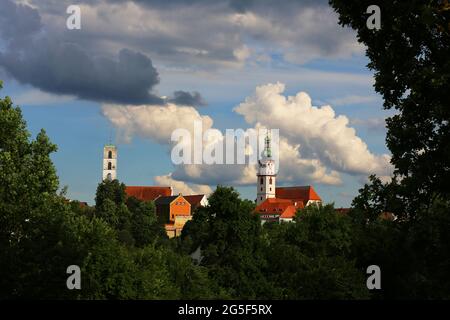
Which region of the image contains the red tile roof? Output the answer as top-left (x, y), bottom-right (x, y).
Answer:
top-left (255, 198), bottom-right (304, 219)
top-left (276, 186), bottom-right (321, 202)
top-left (125, 186), bottom-right (172, 202)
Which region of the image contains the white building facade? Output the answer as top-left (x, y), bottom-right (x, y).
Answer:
top-left (256, 133), bottom-right (276, 205)
top-left (103, 145), bottom-right (117, 181)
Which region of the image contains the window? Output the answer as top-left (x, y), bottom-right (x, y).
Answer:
top-left (108, 150), bottom-right (112, 159)
top-left (270, 188), bottom-right (272, 191)
top-left (106, 173), bottom-right (112, 181)
top-left (261, 187), bottom-right (263, 191)
top-left (108, 162), bottom-right (112, 170)
top-left (260, 178), bottom-right (263, 185)
top-left (269, 177), bottom-right (272, 185)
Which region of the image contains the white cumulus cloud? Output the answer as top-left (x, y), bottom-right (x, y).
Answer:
top-left (234, 82), bottom-right (392, 177)
top-left (102, 83), bottom-right (392, 188)
top-left (101, 103), bottom-right (213, 144)
top-left (154, 173), bottom-right (212, 195)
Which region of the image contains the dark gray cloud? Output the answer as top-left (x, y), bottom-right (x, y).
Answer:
top-left (167, 91), bottom-right (207, 107)
top-left (0, 41), bottom-right (163, 104)
top-left (0, 0), bottom-right (360, 105)
top-left (27, 0), bottom-right (356, 67)
top-left (121, 0), bottom-right (326, 11)
top-left (0, 0), bottom-right (211, 106)
top-left (0, 0), bottom-right (42, 47)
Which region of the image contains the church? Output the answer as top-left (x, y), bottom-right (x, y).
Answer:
top-left (254, 133), bottom-right (322, 223)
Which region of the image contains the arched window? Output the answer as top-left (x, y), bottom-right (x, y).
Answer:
top-left (260, 178), bottom-right (263, 185)
top-left (108, 162), bottom-right (112, 170)
top-left (107, 173), bottom-right (112, 181)
top-left (269, 177), bottom-right (272, 185)
top-left (108, 150), bottom-right (112, 159)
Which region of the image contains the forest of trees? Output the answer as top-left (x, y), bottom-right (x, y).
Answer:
top-left (1, 0), bottom-right (449, 299)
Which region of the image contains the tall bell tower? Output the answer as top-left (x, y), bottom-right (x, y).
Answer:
top-left (256, 131), bottom-right (276, 205)
top-left (103, 145), bottom-right (117, 181)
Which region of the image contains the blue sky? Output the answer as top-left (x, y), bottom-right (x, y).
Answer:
top-left (0, 0), bottom-right (393, 206)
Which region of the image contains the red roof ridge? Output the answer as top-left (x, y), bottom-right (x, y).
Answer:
top-left (276, 186), bottom-right (321, 201)
top-left (125, 186), bottom-right (172, 202)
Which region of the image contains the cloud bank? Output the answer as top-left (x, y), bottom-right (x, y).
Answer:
top-left (0, 0), bottom-right (207, 106)
top-left (102, 83), bottom-right (393, 188)
top-left (234, 83), bottom-right (392, 177)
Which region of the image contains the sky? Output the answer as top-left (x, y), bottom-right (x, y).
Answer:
top-left (0, 0), bottom-right (394, 206)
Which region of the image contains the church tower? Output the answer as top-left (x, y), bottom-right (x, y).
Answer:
top-left (103, 145), bottom-right (117, 181)
top-left (256, 131), bottom-right (276, 205)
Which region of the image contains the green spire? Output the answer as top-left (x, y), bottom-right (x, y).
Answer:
top-left (265, 130), bottom-right (271, 158)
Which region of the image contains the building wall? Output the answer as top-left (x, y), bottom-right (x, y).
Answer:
top-left (169, 196), bottom-right (191, 221)
top-left (306, 200), bottom-right (321, 207)
top-left (174, 215), bottom-right (192, 228)
top-left (164, 197), bottom-right (192, 238)
top-left (256, 175), bottom-right (276, 204)
top-left (103, 146), bottom-right (117, 180)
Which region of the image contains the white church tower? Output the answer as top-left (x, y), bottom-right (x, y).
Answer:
top-left (256, 131), bottom-right (276, 205)
top-left (103, 145), bottom-right (117, 181)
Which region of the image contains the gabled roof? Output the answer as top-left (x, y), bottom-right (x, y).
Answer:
top-left (255, 198), bottom-right (304, 219)
top-left (154, 195), bottom-right (181, 205)
top-left (154, 194), bottom-right (193, 207)
top-left (279, 205), bottom-right (298, 219)
top-left (125, 186), bottom-right (172, 202)
top-left (275, 186), bottom-right (321, 202)
top-left (184, 195), bottom-right (206, 208)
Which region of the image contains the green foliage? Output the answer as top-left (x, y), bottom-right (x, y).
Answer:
top-left (352, 175), bottom-right (404, 220)
top-left (93, 180), bottom-right (167, 247)
top-left (182, 186), bottom-right (269, 299)
top-left (262, 205), bottom-right (369, 299)
top-left (126, 196), bottom-right (167, 247)
top-left (0, 84), bottom-right (192, 299)
top-left (328, 1), bottom-right (450, 299)
top-left (95, 179), bottom-right (127, 209)
top-left (329, 0), bottom-right (450, 216)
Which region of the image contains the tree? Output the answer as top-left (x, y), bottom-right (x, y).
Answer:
top-left (262, 204), bottom-right (370, 299)
top-left (0, 81), bottom-right (169, 299)
top-left (329, 1), bottom-right (450, 299)
top-left (181, 186), bottom-right (270, 298)
top-left (0, 81), bottom-right (62, 297)
top-left (329, 0), bottom-right (450, 217)
top-left (351, 175), bottom-right (404, 221)
top-left (126, 196), bottom-right (167, 247)
top-left (95, 179), bottom-right (127, 210)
